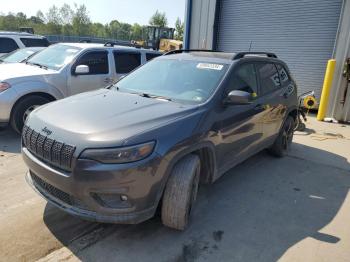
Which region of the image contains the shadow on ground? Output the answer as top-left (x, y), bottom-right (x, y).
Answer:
top-left (43, 143), bottom-right (350, 262)
top-left (0, 127), bottom-right (21, 154)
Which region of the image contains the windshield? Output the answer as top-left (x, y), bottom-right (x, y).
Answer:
top-left (26, 44), bottom-right (81, 70)
top-left (1, 48), bottom-right (37, 63)
top-left (114, 59), bottom-right (228, 104)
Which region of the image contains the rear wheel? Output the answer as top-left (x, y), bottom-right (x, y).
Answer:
top-left (161, 154), bottom-right (200, 230)
top-left (10, 95), bottom-right (50, 134)
top-left (268, 116), bottom-right (295, 157)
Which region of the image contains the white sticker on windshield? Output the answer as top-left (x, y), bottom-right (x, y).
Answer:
top-left (197, 63), bottom-right (224, 71)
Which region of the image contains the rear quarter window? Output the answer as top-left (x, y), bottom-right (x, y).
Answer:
top-left (0, 37), bottom-right (19, 53)
top-left (20, 38), bottom-right (50, 47)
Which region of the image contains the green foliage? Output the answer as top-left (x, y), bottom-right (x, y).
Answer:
top-left (175, 17), bottom-right (184, 41)
top-left (0, 4), bottom-right (173, 42)
top-left (149, 10), bottom-right (168, 28)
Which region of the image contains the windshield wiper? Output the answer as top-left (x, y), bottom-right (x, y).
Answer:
top-left (146, 94), bottom-right (172, 101)
top-left (26, 61), bottom-right (48, 70)
top-left (132, 92), bottom-right (172, 101)
top-left (114, 88), bottom-right (172, 101)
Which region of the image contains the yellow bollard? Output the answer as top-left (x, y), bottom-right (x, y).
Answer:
top-left (317, 59), bottom-right (336, 121)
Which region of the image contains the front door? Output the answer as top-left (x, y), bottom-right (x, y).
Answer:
top-left (215, 62), bottom-right (265, 175)
top-left (69, 50), bottom-right (114, 95)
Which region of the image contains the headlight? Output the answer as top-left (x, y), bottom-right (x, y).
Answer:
top-left (80, 141), bottom-right (156, 164)
top-left (0, 82), bottom-right (10, 92)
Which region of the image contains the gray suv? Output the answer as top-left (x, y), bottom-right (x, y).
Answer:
top-left (22, 50), bottom-right (297, 230)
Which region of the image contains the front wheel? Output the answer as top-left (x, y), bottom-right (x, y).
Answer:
top-left (161, 154), bottom-right (201, 230)
top-left (10, 96), bottom-right (50, 134)
top-left (268, 116), bottom-right (295, 157)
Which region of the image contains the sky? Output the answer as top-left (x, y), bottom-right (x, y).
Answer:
top-left (0, 0), bottom-right (186, 27)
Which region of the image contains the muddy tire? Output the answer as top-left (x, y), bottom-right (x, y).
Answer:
top-left (268, 116), bottom-right (295, 157)
top-left (161, 154), bottom-right (200, 230)
top-left (10, 96), bottom-right (50, 134)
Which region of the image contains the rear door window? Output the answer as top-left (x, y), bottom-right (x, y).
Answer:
top-left (256, 63), bottom-right (281, 94)
top-left (20, 38), bottom-right (50, 47)
top-left (114, 52), bottom-right (141, 74)
top-left (146, 53), bottom-right (161, 61)
top-left (0, 37), bottom-right (19, 53)
top-left (74, 51), bottom-right (109, 75)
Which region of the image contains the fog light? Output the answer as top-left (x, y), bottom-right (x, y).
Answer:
top-left (91, 193), bottom-right (131, 208)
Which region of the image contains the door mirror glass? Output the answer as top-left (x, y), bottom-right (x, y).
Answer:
top-left (75, 65), bottom-right (89, 75)
top-left (224, 90), bottom-right (252, 105)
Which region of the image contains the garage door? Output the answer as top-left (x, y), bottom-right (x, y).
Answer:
top-left (215, 0), bottom-right (343, 100)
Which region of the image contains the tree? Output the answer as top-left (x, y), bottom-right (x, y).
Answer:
top-left (131, 23), bottom-right (143, 40)
top-left (60, 4), bottom-right (74, 25)
top-left (149, 10), bottom-right (168, 27)
top-left (36, 10), bottom-right (45, 23)
top-left (175, 17), bottom-right (184, 41)
top-left (46, 5), bottom-right (62, 24)
top-left (72, 4), bottom-right (91, 36)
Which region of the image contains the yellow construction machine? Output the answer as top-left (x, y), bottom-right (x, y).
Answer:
top-left (133, 26), bottom-right (183, 52)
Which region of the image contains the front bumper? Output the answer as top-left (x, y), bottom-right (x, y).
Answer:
top-left (0, 88), bottom-right (17, 124)
top-left (22, 147), bottom-right (166, 224)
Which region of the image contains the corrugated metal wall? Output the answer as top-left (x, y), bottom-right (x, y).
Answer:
top-left (215, 0), bottom-right (342, 100)
top-left (189, 0), bottom-right (217, 49)
top-left (328, 0), bottom-right (350, 122)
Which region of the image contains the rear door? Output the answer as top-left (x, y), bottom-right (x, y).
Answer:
top-left (255, 62), bottom-right (288, 140)
top-left (113, 51), bottom-right (141, 79)
top-left (69, 50), bottom-right (114, 95)
top-left (215, 62), bottom-right (265, 173)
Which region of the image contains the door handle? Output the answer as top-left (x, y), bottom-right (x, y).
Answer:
top-left (104, 77), bottom-right (114, 84)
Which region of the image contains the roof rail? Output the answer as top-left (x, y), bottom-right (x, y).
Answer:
top-left (164, 49), bottom-right (221, 56)
top-left (233, 52), bottom-right (277, 59)
top-left (104, 41), bottom-right (142, 48)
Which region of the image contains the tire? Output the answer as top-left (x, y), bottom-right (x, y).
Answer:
top-left (268, 116), bottom-right (295, 157)
top-left (10, 95), bottom-right (50, 134)
top-left (161, 154), bottom-right (201, 230)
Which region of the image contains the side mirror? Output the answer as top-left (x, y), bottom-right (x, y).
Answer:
top-left (224, 90), bottom-right (252, 105)
top-left (75, 65), bottom-right (89, 75)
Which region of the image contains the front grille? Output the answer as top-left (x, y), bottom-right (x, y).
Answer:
top-left (31, 173), bottom-right (72, 205)
top-left (30, 172), bottom-right (89, 211)
top-left (22, 125), bottom-right (76, 171)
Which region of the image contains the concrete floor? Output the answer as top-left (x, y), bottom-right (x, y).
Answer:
top-left (0, 116), bottom-right (349, 262)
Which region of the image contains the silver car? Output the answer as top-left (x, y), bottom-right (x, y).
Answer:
top-left (0, 47), bottom-right (45, 64)
top-left (0, 42), bottom-right (161, 133)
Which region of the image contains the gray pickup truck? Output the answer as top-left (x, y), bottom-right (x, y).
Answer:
top-left (0, 42), bottom-right (161, 133)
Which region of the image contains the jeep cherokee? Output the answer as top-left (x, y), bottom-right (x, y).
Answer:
top-left (22, 50), bottom-right (297, 230)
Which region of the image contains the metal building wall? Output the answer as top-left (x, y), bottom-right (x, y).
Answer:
top-left (214, 0), bottom-right (342, 101)
top-left (188, 0), bottom-right (217, 50)
top-left (328, 0), bottom-right (350, 122)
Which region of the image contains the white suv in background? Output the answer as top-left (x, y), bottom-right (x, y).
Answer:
top-left (0, 42), bottom-right (162, 133)
top-left (0, 32), bottom-right (50, 56)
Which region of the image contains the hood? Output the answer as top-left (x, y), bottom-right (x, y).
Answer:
top-left (0, 63), bottom-right (55, 82)
top-left (27, 89), bottom-right (198, 149)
